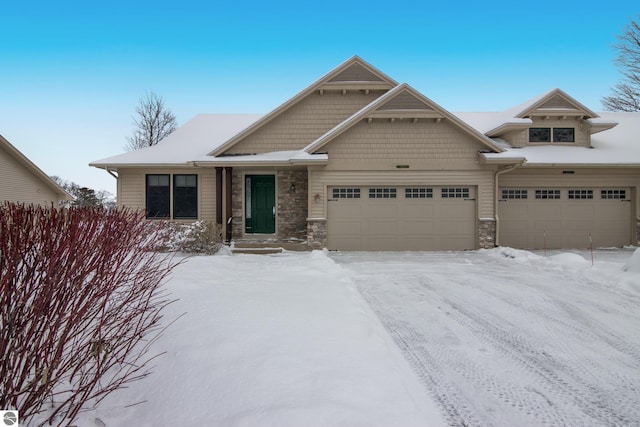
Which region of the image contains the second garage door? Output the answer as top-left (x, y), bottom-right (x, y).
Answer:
top-left (499, 188), bottom-right (632, 249)
top-left (327, 186), bottom-right (476, 251)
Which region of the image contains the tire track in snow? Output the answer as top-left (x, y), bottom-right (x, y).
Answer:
top-left (345, 256), bottom-right (640, 427)
top-left (443, 299), bottom-right (637, 426)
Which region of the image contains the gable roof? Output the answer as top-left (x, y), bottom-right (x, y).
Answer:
top-left (208, 56), bottom-right (398, 157)
top-left (457, 88), bottom-right (617, 137)
top-left (304, 84), bottom-right (505, 154)
top-left (479, 112), bottom-right (640, 166)
top-left (0, 134), bottom-right (73, 201)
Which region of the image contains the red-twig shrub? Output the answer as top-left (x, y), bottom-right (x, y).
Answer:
top-left (0, 203), bottom-right (179, 426)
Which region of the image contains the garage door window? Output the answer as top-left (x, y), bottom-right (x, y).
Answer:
top-left (333, 188), bottom-right (360, 199)
top-left (535, 189), bottom-right (561, 199)
top-left (442, 188), bottom-right (470, 199)
top-left (568, 189), bottom-right (593, 199)
top-left (406, 188), bottom-right (433, 198)
top-left (369, 188), bottom-right (397, 199)
top-left (501, 189), bottom-right (528, 199)
top-left (601, 190), bottom-right (626, 199)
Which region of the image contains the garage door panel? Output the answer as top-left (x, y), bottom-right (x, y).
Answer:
top-left (499, 188), bottom-right (631, 249)
top-left (328, 186), bottom-right (476, 251)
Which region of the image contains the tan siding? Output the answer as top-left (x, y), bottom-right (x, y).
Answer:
top-left (323, 119), bottom-right (488, 170)
top-left (0, 145), bottom-right (59, 205)
top-left (381, 92), bottom-right (434, 110)
top-left (308, 170), bottom-right (494, 220)
top-left (328, 63), bottom-right (384, 82)
top-left (225, 91), bottom-right (386, 154)
top-left (117, 168), bottom-right (216, 221)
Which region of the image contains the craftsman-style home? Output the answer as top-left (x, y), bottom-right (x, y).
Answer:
top-left (91, 57), bottom-right (640, 251)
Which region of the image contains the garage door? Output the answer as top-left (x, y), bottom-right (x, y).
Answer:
top-left (499, 188), bottom-right (632, 249)
top-left (327, 186), bottom-right (476, 251)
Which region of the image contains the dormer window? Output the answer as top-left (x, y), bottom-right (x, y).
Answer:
top-left (553, 128), bottom-right (574, 142)
top-left (529, 127), bottom-right (575, 143)
top-left (529, 128), bottom-right (550, 142)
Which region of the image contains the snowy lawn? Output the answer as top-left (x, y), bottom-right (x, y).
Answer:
top-left (72, 247), bottom-right (640, 427)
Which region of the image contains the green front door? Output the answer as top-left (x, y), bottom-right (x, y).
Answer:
top-left (245, 175), bottom-right (276, 234)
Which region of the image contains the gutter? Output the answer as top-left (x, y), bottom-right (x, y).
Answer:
top-left (494, 160), bottom-right (526, 247)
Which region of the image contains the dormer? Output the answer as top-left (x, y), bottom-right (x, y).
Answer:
top-left (486, 89), bottom-right (618, 148)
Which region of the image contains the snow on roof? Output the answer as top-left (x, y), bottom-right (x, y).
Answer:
top-left (193, 150), bottom-right (328, 165)
top-left (90, 114), bottom-right (263, 168)
top-left (481, 112), bottom-right (640, 165)
top-left (91, 107), bottom-right (639, 170)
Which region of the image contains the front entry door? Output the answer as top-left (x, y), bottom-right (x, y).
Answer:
top-left (245, 175), bottom-right (276, 234)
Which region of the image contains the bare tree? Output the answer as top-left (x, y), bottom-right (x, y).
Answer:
top-left (125, 92), bottom-right (178, 151)
top-left (602, 16), bottom-right (640, 111)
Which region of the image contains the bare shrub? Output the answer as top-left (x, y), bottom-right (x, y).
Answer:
top-left (154, 221), bottom-right (223, 254)
top-left (0, 203), bottom-right (180, 426)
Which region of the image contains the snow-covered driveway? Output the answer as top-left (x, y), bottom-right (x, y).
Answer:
top-left (332, 248), bottom-right (640, 427)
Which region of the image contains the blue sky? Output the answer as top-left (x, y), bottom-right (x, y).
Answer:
top-left (0, 0), bottom-right (636, 195)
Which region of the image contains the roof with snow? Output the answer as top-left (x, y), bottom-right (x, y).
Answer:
top-left (91, 87), bottom-right (640, 169)
top-left (90, 114), bottom-right (263, 167)
top-left (477, 112), bottom-right (640, 166)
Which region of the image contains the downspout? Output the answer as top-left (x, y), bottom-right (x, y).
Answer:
top-left (494, 160), bottom-right (526, 247)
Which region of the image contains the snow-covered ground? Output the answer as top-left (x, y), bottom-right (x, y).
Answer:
top-left (63, 247), bottom-right (640, 427)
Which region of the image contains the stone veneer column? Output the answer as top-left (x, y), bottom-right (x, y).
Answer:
top-left (636, 219), bottom-right (640, 246)
top-left (478, 219), bottom-right (496, 249)
top-left (307, 219), bottom-right (327, 249)
top-left (231, 169), bottom-right (244, 241)
top-left (276, 169), bottom-right (308, 241)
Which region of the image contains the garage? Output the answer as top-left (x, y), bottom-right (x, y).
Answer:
top-left (327, 186), bottom-right (477, 251)
top-left (498, 188), bottom-right (632, 249)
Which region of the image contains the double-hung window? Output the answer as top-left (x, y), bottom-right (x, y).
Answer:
top-left (146, 174), bottom-right (198, 219)
top-left (146, 174), bottom-right (170, 218)
top-left (174, 175), bottom-right (198, 219)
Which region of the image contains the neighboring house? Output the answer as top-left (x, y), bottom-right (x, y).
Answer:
top-left (91, 57), bottom-right (640, 251)
top-left (1, 134), bottom-right (72, 206)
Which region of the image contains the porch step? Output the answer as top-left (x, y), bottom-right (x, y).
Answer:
top-left (231, 247), bottom-right (283, 255)
top-left (230, 240), bottom-right (308, 254)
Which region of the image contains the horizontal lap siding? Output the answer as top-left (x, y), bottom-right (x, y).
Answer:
top-left (0, 146), bottom-right (59, 205)
top-left (118, 168), bottom-right (216, 221)
top-left (225, 92), bottom-right (386, 154)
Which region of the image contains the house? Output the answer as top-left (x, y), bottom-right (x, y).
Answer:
top-left (1, 134), bottom-right (72, 206)
top-left (90, 57), bottom-right (640, 251)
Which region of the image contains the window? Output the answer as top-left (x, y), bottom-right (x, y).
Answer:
top-left (553, 128), bottom-right (575, 143)
top-left (529, 128), bottom-right (550, 142)
top-left (333, 188), bottom-right (360, 199)
top-left (146, 174), bottom-right (170, 218)
top-left (535, 189), bottom-right (561, 199)
top-left (529, 127), bottom-right (575, 143)
top-left (442, 188), bottom-right (470, 199)
top-left (501, 189), bottom-right (528, 199)
top-left (174, 174), bottom-right (198, 219)
top-left (406, 188), bottom-right (433, 198)
top-left (568, 189), bottom-right (593, 200)
top-left (601, 189), bottom-right (626, 200)
top-left (369, 188), bottom-right (397, 199)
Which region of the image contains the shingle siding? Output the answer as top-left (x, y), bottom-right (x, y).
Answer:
top-left (225, 91), bottom-right (386, 154)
